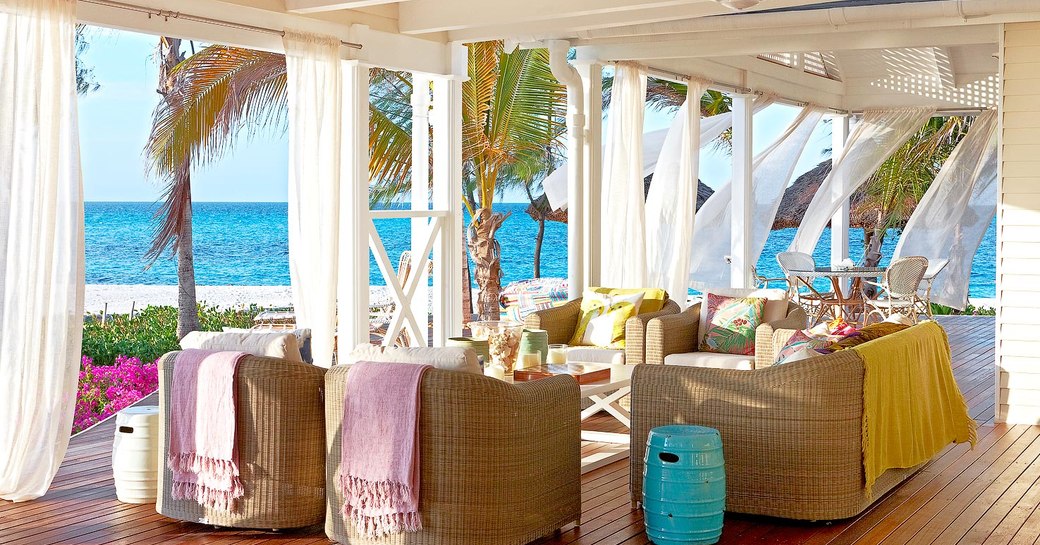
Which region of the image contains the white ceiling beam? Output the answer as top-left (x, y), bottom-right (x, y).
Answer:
top-left (398, 0), bottom-right (837, 39)
top-left (644, 57), bottom-right (846, 110)
top-left (76, 0), bottom-right (452, 75)
top-left (285, 0), bottom-right (408, 14)
top-left (933, 46), bottom-right (957, 90)
top-left (574, 25), bottom-right (998, 62)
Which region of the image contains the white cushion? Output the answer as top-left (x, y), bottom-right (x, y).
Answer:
top-left (776, 346), bottom-right (818, 365)
top-left (223, 327), bottom-right (312, 362)
top-left (565, 347), bottom-right (625, 365)
top-left (348, 345), bottom-right (481, 374)
top-left (663, 351), bottom-right (754, 370)
top-left (180, 331), bottom-right (303, 362)
top-left (697, 288), bottom-right (788, 344)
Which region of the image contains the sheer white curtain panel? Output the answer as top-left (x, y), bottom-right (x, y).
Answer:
top-left (0, 0), bottom-right (86, 501)
top-left (894, 110), bottom-right (998, 309)
top-left (645, 81), bottom-right (706, 307)
top-left (689, 105), bottom-right (825, 289)
top-left (789, 108), bottom-right (935, 255)
top-left (600, 63), bottom-right (648, 288)
top-left (284, 31), bottom-right (343, 367)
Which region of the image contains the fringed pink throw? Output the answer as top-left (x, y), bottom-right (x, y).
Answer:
top-left (340, 361), bottom-right (431, 537)
top-left (168, 349), bottom-right (248, 512)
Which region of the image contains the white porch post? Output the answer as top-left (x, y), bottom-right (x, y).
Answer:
top-left (431, 44), bottom-right (467, 343)
top-left (548, 41), bottom-right (585, 300)
top-left (338, 60), bottom-right (371, 355)
top-left (830, 114), bottom-right (851, 267)
top-left (730, 93), bottom-right (755, 288)
top-left (575, 60), bottom-right (604, 290)
top-left (411, 74), bottom-right (432, 345)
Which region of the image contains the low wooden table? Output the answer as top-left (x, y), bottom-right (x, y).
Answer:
top-left (508, 363), bottom-right (632, 473)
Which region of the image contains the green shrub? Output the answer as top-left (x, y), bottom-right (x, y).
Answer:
top-left (929, 303), bottom-right (996, 316)
top-left (82, 304), bottom-right (264, 366)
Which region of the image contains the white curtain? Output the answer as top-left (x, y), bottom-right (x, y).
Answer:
top-left (645, 81), bottom-right (706, 307)
top-left (789, 108), bottom-right (935, 254)
top-left (600, 63), bottom-right (648, 288)
top-left (284, 32), bottom-right (342, 367)
top-left (0, 0), bottom-right (85, 501)
top-left (689, 105), bottom-right (825, 289)
top-left (542, 96), bottom-right (775, 211)
top-left (894, 110), bottom-right (998, 309)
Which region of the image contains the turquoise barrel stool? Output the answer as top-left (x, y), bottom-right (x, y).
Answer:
top-left (643, 425), bottom-right (725, 545)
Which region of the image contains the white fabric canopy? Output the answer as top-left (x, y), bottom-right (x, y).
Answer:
top-left (543, 96), bottom-right (776, 211)
top-left (0, 0), bottom-right (85, 501)
top-left (284, 32), bottom-right (342, 367)
top-left (645, 82), bottom-right (706, 308)
top-left (789, 108), bottom-right (936, 254)
top-left (600, 63), bottom-right (648, 288)
top-left (689, 105), bottom-right (825, 290)
top-left (894, 110), bottom-right (998, 309)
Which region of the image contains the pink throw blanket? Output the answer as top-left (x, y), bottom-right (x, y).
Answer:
top-left (168, 349), bottom-right (248, 512)
top-left (340, 361), bottom-right (431, 537)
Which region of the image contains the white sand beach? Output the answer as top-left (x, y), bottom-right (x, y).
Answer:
top-left (84, 284), bottom-right (405, 315)
top-left (85, 284), bottom-right (295, 315)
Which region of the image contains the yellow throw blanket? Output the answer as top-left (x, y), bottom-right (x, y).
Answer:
top-left (852, 321), bottom-right (977, 495)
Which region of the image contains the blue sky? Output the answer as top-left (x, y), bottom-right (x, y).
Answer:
top-left (78, 27), bottom-right (830, 203)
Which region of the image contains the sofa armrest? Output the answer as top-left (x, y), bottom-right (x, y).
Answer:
top-left (525, 298), bottom-right (583, 344)
top-left (629, 352), bottom-right (866, 519)
top-left (755, 303), bottom-right (809, 368)
top-left (625, 299), bottom-right (681, 365)
top-left (644, 303), bottom-right (700, 365)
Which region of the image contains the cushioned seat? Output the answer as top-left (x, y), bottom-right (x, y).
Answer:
top-left (663, 352), bottom-right (754, 369)
top-left (566, 346), bottom-right (625, 365)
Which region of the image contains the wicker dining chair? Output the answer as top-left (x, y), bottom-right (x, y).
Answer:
top-left (863, 256), bottom-right (929, 324)
top-left (776, 251), bottom-right (835, 324)
top-left (917, 258), bottom-right (950, 319)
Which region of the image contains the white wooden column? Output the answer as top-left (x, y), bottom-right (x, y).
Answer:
top-left (575, 60), bottom-right (603, 290)
top-left (997, 22), bottom-right (1040, 424)
top-left (410, 75), bottom-right (432, 345)
top-left (337, 60), bottom-right (371, 355)
top-left (830, 114), bottom-right (852, 267)
top-left (730, 93), bottom-right (754, 288)
top-left (431, 44), bottom-right (466, 343)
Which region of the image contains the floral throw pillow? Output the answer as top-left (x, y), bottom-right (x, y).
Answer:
top-left (775, 330), bottom-right (831, 364)
top-left (699, 294), bottom-right (766, 356)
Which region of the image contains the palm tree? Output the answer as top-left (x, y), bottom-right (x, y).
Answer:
top-left (461, 42), bottom-right (566, 318)
top-left (147, 36), bottom-right (200, 339)
top-left (146, 41), bottom-right (566, 325)
top-left (74, 25), bottom-right (100, 95)
top-left (852, 116), bottom-right (971, 267)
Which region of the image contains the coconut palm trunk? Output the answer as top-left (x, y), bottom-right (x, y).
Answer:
top-left (175, 191), bottom-right (201, 337)
top-left (156, 36), bottom-right (200, 338)
top-left (467, 208), bottom-right (509, 320)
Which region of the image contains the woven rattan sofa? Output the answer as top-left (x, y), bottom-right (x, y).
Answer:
top-left (324, 350), bottom-right (582, 545)
top-left (644, 298), bottom-right (807, 368)
top-left (524, 293), bottom-right (681, 365)
top-left (156, 352), bottom-right (327, 529)
top-left (630, 322), bottom-right (951, 521)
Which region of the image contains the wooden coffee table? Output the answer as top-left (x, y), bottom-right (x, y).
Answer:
top-left (508, 363), bottom-right (632, 473)
top-left (577, 364), bottom-right (632, 473)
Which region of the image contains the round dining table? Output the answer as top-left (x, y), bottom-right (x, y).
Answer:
top-left (786, 266), bottom-right (887, 324)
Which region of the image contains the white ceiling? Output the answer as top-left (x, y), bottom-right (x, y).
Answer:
top-left (270, 0), bottom-right (1040, 109)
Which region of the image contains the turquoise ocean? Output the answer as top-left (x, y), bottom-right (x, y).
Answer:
top-left (86, 202), bottom-right (997, 299)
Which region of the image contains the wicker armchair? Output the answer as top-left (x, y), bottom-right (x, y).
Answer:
top-left (524, 295), bottom-right (681, 365)
top-left (156, 352), bottom-right (327, 529)
top-left (644, 300), bottom-right (807, 368)
top-left (325, 366), bottom-right (582, 545)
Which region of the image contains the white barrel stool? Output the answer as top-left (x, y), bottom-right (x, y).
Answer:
top-left (112, 406), bottom-right (160, 503)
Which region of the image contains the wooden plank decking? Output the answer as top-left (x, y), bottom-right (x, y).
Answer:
top-left (1, 316), bottom-right (1019, 544)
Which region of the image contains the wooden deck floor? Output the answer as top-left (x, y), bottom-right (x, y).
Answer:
top-left (1, 316), bottom-right (1018, 545)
